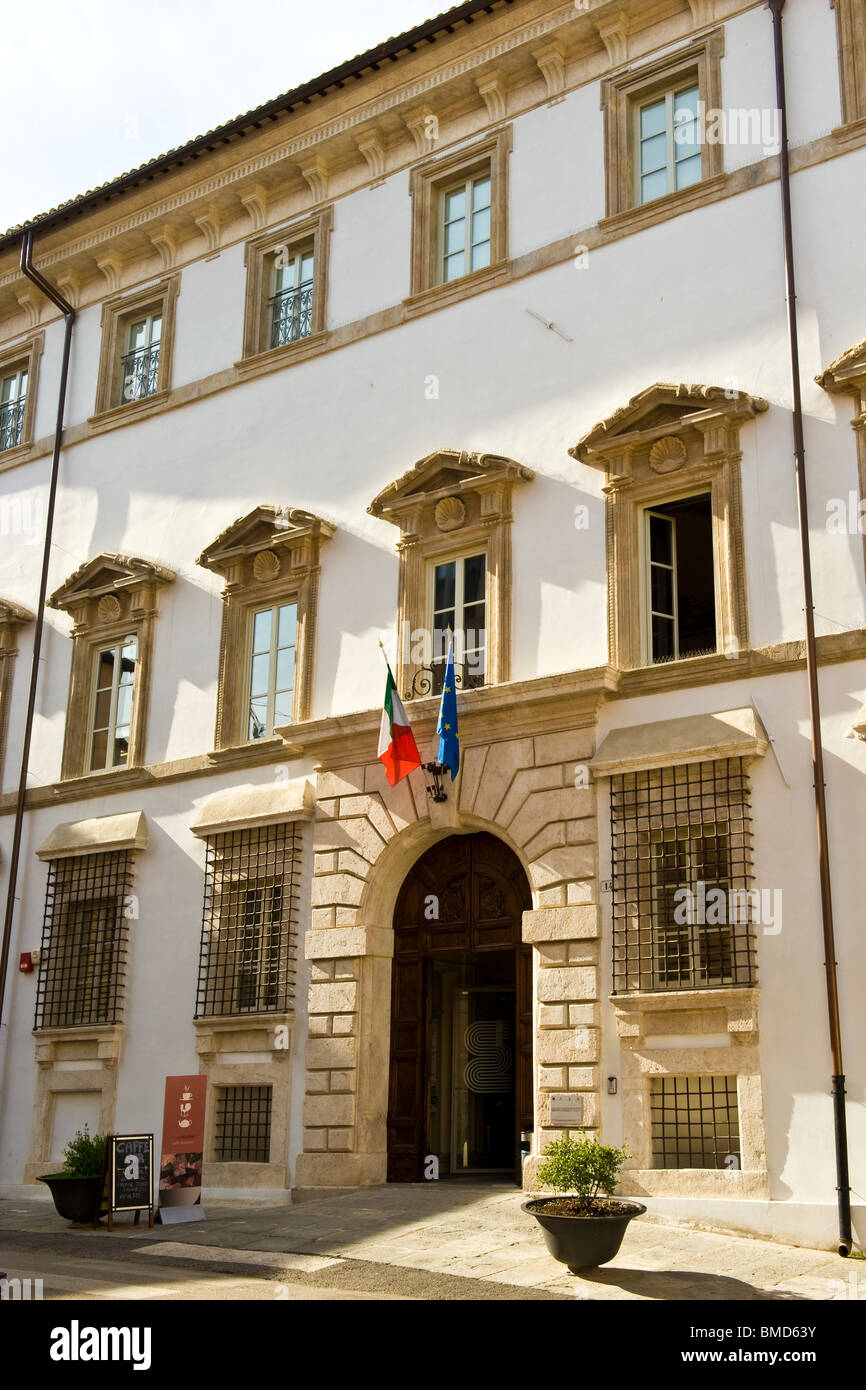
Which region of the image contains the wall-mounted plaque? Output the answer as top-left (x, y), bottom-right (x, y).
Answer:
top-left (549, 1093), bottom-right (584, 1127)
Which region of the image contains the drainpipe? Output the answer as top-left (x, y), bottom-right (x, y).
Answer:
top-left (768, 0), bottom-right (853, 1256)
top-left (0, 233), bottom-right (75, 1040)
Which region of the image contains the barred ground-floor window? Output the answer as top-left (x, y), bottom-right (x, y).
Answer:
top-left (35, 850), bottom-right (134, 1029)
top-left (650, 1074), bottom-right (741, 1169)
top-left (213, 1085), bottom-right (272, 1162)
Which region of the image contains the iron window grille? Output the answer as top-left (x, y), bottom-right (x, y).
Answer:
top-left (650, 1074), bottom-right (741, 1169)
top-left (195, 824), bottom-right (300, 1018)
top-left (0, 392), bottom-right (26, 451)
top-left (270, 281), bottom-right (313, 348)
top-left (610, 757), bottom-right (755, 993)
top-left (119, 342), bottom-right (160, 403)
top-left (214, 1085), bottom-right (272, 1162)
top-left (34, 850), bottom-right (133, 1029)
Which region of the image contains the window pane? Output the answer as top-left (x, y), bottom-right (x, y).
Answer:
top-left (640, 98), bottom-right (666, 139)
top-left (90, 730), bottom-right (108, 770)
top-left (651, 564), bottom-right (674, 616)
top-left (674, 86), bottom-right (700, 120)
top-left (640, 131), bottom-right (667, 175)
top-left (674, 118), bottom-right (700, 157)
top-left (652, 613), bottom-right (676, 661)
top-left (649, 514), bottom-right (673, 565)
top-left (471, 240), bottom-right (490, 271)
top-left (275, 645), bottom-right (295, 694)
top-left (96, 648), bottom-right (115, 689)
top-left (150, 314), bottom-right (162, 343)
top-left (444, 251), bottom-right (465, 282)
top-left (93, 687), bottom-right (112, 730)
top-left (273, 692), bottom-right (294, 727)
top-left (444, 187), bottom-right (466, 221)
top-left (252, 609), bottom-right (272, 654)
top-left (471, 206), bottom-right (491, 246)
top-left (250, 652), bottom-right (270, 699)
top-left (0, 374), bottom-right (13, 404)
top-left (472, 176), bottom-right (491, 211)
top-left (128, 319), bottom-right (148, 350)
top-left (434, 562), bottom-right (456, 611)
top-left (115, 682), bottom-right (133, 729)
top-left (112, 730), bottom-right (130, 766)
top-left (445, 219), bottom-right (465, 255)
top-left (120, 638), bottom-right (137, 676)
top-left (463, 553), bottom-right (486, 604)
top-left (249, 698), bottom-right (268, 740)
top-left (278, 603), bottom-right (297, 649)
top-left (300, 252), bottom-right (314, 283)
top-left (675, 154), bottom-right (702, 189)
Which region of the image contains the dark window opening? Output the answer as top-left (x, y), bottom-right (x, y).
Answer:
top-left (651, 1075), bottom-right (741, 1169)
top-left (646, 493), bottom-right (715, 662)
top-left (214, 1085), bottom-right (272, 1162)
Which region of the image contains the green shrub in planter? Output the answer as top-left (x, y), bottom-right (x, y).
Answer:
top-left (536, 1132), bottom-right (629, 1215)
top-left (60, 1126), bottom-right (107, 1179)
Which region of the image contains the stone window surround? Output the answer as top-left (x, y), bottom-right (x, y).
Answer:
top-left (237, 205), bottom-right (333, 372)
top-left (600, 29), bottom-right (725, 227)
top-left (24, 810), bottom-right (148, 1183)
top-left (196, 507), bottom-right (335, 752)
top-left (190, 780), bottom-right (313, 1190)
top-left (367, 449), bottom-right (534, 700)
top-left (831, 0), bottom-right (866, 129)
top-left (0, 599), bottom-right (33, 786)
top-left (816, 337), bottom-right (866, 584)
top-left (48, 554), bottom-right (175, 783)
top-left (90, 273), bottom-right (180, 424)
top-left (406, 125), bottom-right (513, 313)
top-left (570, 384), bottom-right (766, 673)
top-left (0, 330), bottom-right (44, 464)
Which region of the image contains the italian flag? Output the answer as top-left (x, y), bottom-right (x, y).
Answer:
top-left (378, 662), bottom-right (422, 786)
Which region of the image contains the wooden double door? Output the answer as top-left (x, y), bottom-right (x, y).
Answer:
top-left (387, 833), bottom-right (533, 1182)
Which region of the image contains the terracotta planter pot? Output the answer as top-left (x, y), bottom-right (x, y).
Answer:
top-left (523, 1197), bottom-right (646, 1271)
top-left (38, 1173), bottom-right (102, 1224)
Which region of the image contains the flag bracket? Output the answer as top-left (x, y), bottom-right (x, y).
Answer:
top-left (422, 761), bottom-right (449, 803)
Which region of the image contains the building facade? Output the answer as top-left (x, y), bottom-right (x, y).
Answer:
top-left (0, 0), bottom-right (864, 1248)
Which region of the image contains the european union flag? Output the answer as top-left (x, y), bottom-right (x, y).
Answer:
top-left (436, 641), bottom-right (460, 780)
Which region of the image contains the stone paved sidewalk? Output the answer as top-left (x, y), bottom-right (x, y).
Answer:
top-left (1, 1184), bottom-right (859, 1300)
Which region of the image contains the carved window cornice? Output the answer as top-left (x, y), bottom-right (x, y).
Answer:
top-left (0, 598), bottom-right (34, 784)
top-left (49, 553), bottom-right (175, 781)
top-left (570, 383), bottom-right (767, 672)
top-left (817, 338), bottom-right (866, 582)
top-left (197, 505), bottom-right (335, 746)
top-left (368, 448), bottom-right (533, 695)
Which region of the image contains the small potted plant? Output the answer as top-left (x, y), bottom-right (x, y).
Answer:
top-left (523, 1132), bottom-right (645, 1271)
top-left (38, 1126), bottom-right (106, 1224)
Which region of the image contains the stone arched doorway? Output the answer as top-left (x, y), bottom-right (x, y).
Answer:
top-left (387, 832), bottom-right (532, 1182)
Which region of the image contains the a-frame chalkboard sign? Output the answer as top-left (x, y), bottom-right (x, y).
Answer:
top-left (95, 1134), bottom-right (155, 1229)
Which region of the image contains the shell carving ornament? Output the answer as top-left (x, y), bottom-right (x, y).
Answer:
top-left (649, 435), bottom-right (688, 473)
top-left (434, 496), bottom-right (466, 532)
top-left (253, 550), bottom-right (281, 581)
top-left (97, 595), bottom-right (122, 623)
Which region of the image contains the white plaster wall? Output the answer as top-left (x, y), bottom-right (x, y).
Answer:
top-left (172, 242), bottom-right (245, 385)
top-left (327, 174), bottom-right (412, 327)
top-left (509, 83), bottom-right (606, 255)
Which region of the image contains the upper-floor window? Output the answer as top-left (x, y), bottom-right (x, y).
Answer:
top-left (49, 552), bottom-right (175, 781)
top-left (34, 849), bottom-right (134, 1029)
top-left (609, 757), bottom-right (756, 995)
top-left (120, 311), bottom-right (161, 404)
top-left (0, 331), bottom-right (43, 459)
top-left (600, 30), bottom-right (724, 221)
top-left (89, 637), bottom-right (138, 771)
top-left (440, 174), bottom-right (491, 284)
top-left (240, 210), bottom-right (332, 364)
top-left (0, 366), bottom-right (28, 451)
top-left (196, 506), bottom-right (334, 750)
top-left (407, 127), bottom-right (512, 308)
top-left (93, 275), bottom-right (179, 419)
top-left (644, 493), bottom-right (716, 663)
top-left (430, 551), bottom-right (486, 692)
top-left (637, 84), bottom-right (701, 205)
top-left (270, 247), bottom-right (314, 348)
top-left (248, 601), bottom-right (297, 740)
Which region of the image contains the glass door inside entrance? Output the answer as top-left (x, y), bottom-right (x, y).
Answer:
top-left (428, 955), bottom-right (516, 1175)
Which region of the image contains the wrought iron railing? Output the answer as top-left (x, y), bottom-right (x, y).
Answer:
top-left (119, 342), bottom-right (160, 403)
top-left (0, 396), bottom-right (25, 451)
top-left (270, 283), bottom-right (313, 348)
top-left (404, 661), bottom-right (485, 701)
